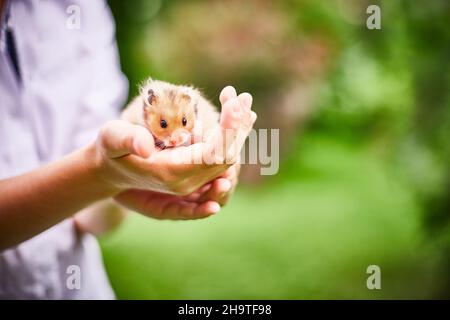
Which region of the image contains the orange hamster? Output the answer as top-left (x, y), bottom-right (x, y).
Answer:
top-left (122, 79), bottom-right (219, 149)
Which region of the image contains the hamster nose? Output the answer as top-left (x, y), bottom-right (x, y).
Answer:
top-left (170, 137), bottom-right (184, 146)
top-left (170, 130), bottom-right (189, 146)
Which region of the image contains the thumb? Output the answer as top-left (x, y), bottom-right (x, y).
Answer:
top-left (97, 120), bottom-right (155, 159)
top-left (219, 85), bottom-right (237, 106)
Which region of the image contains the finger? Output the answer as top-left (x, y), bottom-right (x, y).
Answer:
top-left (198, 178), bottom-right (232, 205)
top-left (218, 178), bottom-right (235, 206)
top-left (161, 200), bottom-right (193, 220)
top-left (115, 188), bottom-right (220, 221)
top-left (219, 86), bottom-right (237, 106)
top-left (164, 200), bottom-right (220, 220)
top-left (221, 164), bottom-right (238, 182)
top-left (193, 201), bottom-right (221, 217)
top-left (184, 165), bottom-right (237, 202)
top-left (217, 164), bottom-right (238, 189)
top-left (182, 182), bottom-right (213, 201)
top-left (237, 92), bottom-right (253, 109)
top-left (219, 97), bottom-right (241, 128)
top-left (219, 165), bottom-right (239, 205)
top-left (177, 201), bottom-right (197, 217)
top-left (250, 111), bottom-right (257, 124)
top-left (99, 120), bottom-right (155, 158)
top-left (114, 189), bottom-right (171, 216)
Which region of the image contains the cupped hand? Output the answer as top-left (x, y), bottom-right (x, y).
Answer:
top-left (114, 164), bottom-right (239, 220)
top-left (94, 86), bottom-right (254, 219)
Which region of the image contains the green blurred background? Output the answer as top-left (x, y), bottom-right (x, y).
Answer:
top-left (101, 0), bottom-right (450, 299)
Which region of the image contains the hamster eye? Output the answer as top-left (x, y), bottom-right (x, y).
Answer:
top-left (160, 119), bottom-right (167, 128)
top-left (182, 117), bottom-right (187, 126)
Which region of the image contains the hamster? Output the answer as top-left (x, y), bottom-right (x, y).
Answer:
top-left (122, 79), bottom-right (219, 149)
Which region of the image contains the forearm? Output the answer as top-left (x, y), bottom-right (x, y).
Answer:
top-left (74, 199), bottom-right (128, 236)
top-left (0, 144), bottom-right (117, 250)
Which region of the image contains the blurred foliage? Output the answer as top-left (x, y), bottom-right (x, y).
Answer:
top-left (103, 0), bottom-right (450, 298)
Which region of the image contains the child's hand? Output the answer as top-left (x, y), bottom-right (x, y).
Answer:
top-left (114, 164), bottom-right (239, 219)
top-left (0, 88), bottom-right (252, 248)
top-left (92, 86), bottom-right (255, 219)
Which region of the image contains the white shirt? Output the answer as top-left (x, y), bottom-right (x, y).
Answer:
top-left (0, 0), bottom-right (128, 299)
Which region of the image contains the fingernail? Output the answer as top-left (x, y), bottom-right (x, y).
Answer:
top-left (218, 181), bottom-right (231, 198)
top-left (223, 179), bottom-right (232, 192)
top-left (240, 93), bottom-right (253, 108)
top-left (211, 202), bottom-right (221, 214)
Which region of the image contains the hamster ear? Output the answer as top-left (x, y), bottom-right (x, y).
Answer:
top-left (145, 89), bottom-right (157, 107)
top-left (180, 93), bottom-right (191, 104)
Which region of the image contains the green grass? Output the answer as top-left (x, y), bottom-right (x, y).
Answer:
top-left (100, 135), bottom-right (444, 299)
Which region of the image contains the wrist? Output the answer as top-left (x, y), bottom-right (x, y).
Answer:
top-left (81, 143), bottom-right (123, 198)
